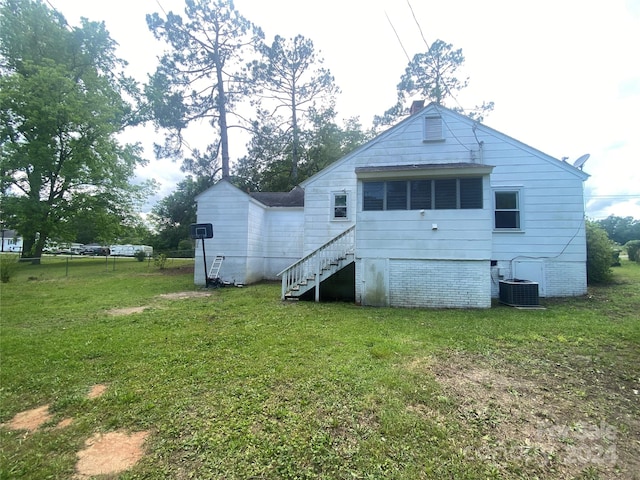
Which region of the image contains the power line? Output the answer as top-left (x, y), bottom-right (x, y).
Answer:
top-left (587, 195), bottom-right (640, 199)
top-left (155, 0), bottom-right (169, 18)
top-left (384, 10), bottom-right (411, 63)
top-left (406, 0), bottom-right (430, 51)
top-left (405, 0), bottom-right (467, 114)
top-left (44, 0), bottom-right (72, 31)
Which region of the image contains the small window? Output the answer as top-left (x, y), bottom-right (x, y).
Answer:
top-left (332, 192), bottom-right (348, 220)
top-left (424, 116), bottom-right (443, 141)
top-left (495, 191), bottom-right (521, 229)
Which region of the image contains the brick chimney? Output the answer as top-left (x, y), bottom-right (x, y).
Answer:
top-left (410, 100), bottom-right (425, 115)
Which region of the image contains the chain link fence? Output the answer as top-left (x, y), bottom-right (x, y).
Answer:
top-left (1, 250), bottom-right (195, 281)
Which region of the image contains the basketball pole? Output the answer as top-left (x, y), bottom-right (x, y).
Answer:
top-left (201, 236), bottom-right (209, 287)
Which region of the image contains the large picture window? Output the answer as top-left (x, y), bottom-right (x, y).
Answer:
top-left (363, 177), bottom-right (483, 211)
top-left (494, 190), bottom-right (521, 229)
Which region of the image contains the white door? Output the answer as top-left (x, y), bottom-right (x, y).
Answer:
top-left (513, 260), bottom-right (546, 296)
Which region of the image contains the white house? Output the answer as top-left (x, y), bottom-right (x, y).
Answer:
top-left (194, 182), bottom-right (305, 286)
top-left (195, 103), bottom-right (589, 308)
top-left (1, 230), bottom-right (23, 253)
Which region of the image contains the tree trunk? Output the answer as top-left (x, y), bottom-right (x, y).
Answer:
top-left (215, 55), bottom-right (230, 179)
top-left (291, 85), bottom-right (298, 183)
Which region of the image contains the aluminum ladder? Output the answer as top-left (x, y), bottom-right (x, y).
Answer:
top-left (208, 255), bottom-right (224, 280)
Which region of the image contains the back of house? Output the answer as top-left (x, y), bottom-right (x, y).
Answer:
top-left (196, 103), bottom-right (588, 308)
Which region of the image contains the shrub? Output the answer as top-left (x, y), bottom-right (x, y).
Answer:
top-left (626, 240), bottom-right (640, 263)
top-left (154, 254), bottom-right (167, 270)
top-left (611, 248), bottom-right (621, 267)
top-left (134, 250), bottom-right (147, 262)
top-left (0, 254), bottom-right (19, 283)
top-left (178, 239), bottom-right (193, 251)
top-left (586, 221), bottom-right (613, 284)
top-left (176, 239), bottom-right (195, 258)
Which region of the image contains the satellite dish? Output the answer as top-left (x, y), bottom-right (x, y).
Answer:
top-left (573, 153), bottom-right (590, 169)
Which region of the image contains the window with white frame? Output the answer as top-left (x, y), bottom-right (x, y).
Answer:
top-left (332, 192), bottom-right (349, 220)
top-left (494, 190), bottom-right (521, 229)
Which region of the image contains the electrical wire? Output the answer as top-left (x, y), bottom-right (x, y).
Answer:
top-left (406, 0), bottom-right (473, 115)
top-left (384, 10), bottom-right (411, 63)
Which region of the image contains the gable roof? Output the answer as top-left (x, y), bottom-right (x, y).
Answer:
top-left (249, 187), bottom-right (304, 207)
top-left (196, 178), bottom-right (304, 207)
top-left (301, 102), bottom-right (589, 186)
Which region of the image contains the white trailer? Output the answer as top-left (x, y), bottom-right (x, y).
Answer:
top-left (109, 244), bottom-right (153, 257)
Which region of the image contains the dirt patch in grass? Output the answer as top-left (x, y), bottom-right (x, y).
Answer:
top-left (107, 306), bottom-right (148, 315)
top-left (106, 292), bottom-right (212, 316)
top-left (2, 405), bottom-right (52, 432)
top-left (156, 291), bottom-right (212, 300)
top-left (74, 430), bottom-right (149, 479)
top-left (412, 352), bottom-right (640, 479)
top-left (2, 384), bottom-right (108, 433)
top-left (87, 383), bottom-right (108, 399)
top-left (3, 384), bottom-right (149, 477)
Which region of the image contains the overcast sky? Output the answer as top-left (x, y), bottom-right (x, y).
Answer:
top-left (51, 0), bottom-right (640, 219)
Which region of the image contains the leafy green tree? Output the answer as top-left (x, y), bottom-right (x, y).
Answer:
top-left (149, 175), bottom-right (213, 250)
top-left (234, 109), bottom-right (369, 192)
top-left (586, 220), bottom-right (614, 284)
top-left (596, 215), bottom-right (640, 245)
top-left (0, 0), bottom-right (152, 260)
top-left (301, 110), bottom-right (370, 178)
top-left (374, 39), bottom-right (493, 128)
top-left (625, 240), bottom-right (640, 263)
top-left (146, 0), bottom-right (263, 180)
top-left (251, 34), bottom-right (339, 184)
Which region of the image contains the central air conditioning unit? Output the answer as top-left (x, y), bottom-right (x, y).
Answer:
top-left (499, 279), bottom-right (539, 307)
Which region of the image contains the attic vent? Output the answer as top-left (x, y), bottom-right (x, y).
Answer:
top-left (424, 116), bottom-right (443, 142)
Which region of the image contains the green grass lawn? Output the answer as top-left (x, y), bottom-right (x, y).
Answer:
top-left (1, 257), bottom-right (638, 479)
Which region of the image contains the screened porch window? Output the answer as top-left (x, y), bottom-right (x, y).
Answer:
top-left (363, 177), bottom-right (483, 211)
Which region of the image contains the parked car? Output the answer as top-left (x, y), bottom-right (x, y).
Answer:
top-left (79, 245), bottom-right (110, 256)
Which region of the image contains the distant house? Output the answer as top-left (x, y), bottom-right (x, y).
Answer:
top-left (1, 230), bottom-right (23, 253)
top-left (195, 103), bottom-right (589, 308)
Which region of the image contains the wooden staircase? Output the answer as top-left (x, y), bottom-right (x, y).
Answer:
top-left (278, 226), bottom-right (355, 301)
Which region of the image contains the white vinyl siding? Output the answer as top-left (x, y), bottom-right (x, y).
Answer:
top-left (299, 103), bottom-right (587, 302)
top-left (194, 181), bottom-right (303, 285)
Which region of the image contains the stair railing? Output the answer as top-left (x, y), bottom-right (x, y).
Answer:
top-left (278, 225), bottom-right (355, 300)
